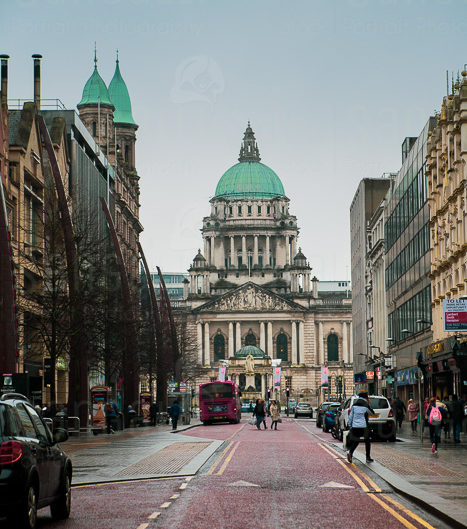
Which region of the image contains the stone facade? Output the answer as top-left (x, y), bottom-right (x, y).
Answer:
top-left (181, 125), bottom-right (354, 405)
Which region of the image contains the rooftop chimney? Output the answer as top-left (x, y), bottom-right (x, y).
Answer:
top-left (32, 54), bottom-right (42, 112)
top-left (0, 54), bottom-right (9, 107)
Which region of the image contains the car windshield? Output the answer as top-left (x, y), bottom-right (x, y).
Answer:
top-left (329, 405), bottom-right (340, 412)
top-left (298, 403), bottom-right (310, 407)
top-left (200, 383), bottom-right (234, 399)
top-left (369, 398), bottom-right (389, 409)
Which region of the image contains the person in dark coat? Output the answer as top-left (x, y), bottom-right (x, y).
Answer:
top-left (392, 396), bottom-right (406, 429)
top-left (149, 402), bottom-right (157, 426)
top-left (104, 400), bottom-right (117, 434)
top-left (169, 400), bottom-right (182, 430)
top-left (451, 395), bottom-right (464, 443)
top-left (253, 399), bottom-right (267, 430)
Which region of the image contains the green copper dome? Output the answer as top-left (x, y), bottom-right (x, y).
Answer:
top-left (214, 123), bottom-right (285, 199)
top-left (235, 345), bottom-right (266, 358)
top-left (78, 56), bottom-right (113, 108)
top-left (108, 58), bottom-right (137, 126)
top-left (215, 162), bottom-right (285, 199)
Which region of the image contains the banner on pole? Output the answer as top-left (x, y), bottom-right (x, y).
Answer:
top-left (273, 366), bottom-right (281, 388)
top-left (321, 366), bottom-right (328, 387)
top-left (219, 365), bottom-right (226, 381)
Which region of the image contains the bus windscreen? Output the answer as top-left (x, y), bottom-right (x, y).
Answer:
top-left (201, 383), bottom-right (234, 400)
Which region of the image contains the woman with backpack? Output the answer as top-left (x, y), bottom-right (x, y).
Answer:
top-left (425, 397), bottom-right (446, 455)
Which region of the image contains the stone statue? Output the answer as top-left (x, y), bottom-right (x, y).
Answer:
top-left (245, 354), bottom-right (255, 375)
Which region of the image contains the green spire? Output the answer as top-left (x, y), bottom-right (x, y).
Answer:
top-left (77, 48), bottom-right (113, 108)
top-left (108, 52), bottom-right (137, 126)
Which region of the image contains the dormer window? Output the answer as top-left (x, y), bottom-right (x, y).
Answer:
top-left (257, 205), bottom-right (262, 215)
top-left (229, 206), bottom-right (233, 215)
top-left (238, 205), bottom-right (242, 216)
top-left (247, 205), bottom-right (252, 215)
top-left (267, 205), bottom-right (271, 215)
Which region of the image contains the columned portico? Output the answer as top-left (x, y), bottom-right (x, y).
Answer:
top-left (267, 321), bottom-right (273, 357)
top-left (204, 321), bottom-right (210, 365)
top-left (265, 235), bottom-right (271, 266)
top-left (242, 236), bottom-right (247, 266)
top-left (197, 322), bottom-right (203, 364)
top-left (298, 321), bottom-right (304, 364)
top-left (229, 322), bottom-right (234, 357)
top-left (236, 321), bottom-right (242, 351)
top-left (342, 321), bottom-right (348, 363)
top-left (253, 235), bottom-right (259, 266)
top-left (230, 236), bottom-right (235, 267)
top-left (291, 321), bottom-right (297, 364)
top-left (260, 321), bottom-right (265, 351)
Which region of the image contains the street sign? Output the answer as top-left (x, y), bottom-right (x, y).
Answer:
top-left (443, 299), bottom-right (467, 332)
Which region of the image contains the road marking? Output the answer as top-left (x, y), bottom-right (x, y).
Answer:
top-left (207, 441), bottom-right (233, 475)
top-left (318, 442), bottom-right (339, 459)
top-left (136, 524), bottom-right (149, 529)
top-left (320, 481), bottom-right (353, 489)
top-left (381, 495), bottom-right (438, 529)
top-left (148, 512), bottom-right (161, 519)
top-left (159, 502), bottom-right (171, 509)
top-left (179, 482), bottom-right (188, 490)
top-left (185, 476), bottom-right (193, 481)
top-left (72, 475), bottom-right (185, 489)
top-left (368, 494), bottom-right (419, 529)
top-left (170, 493), bottom-right (180, 500)
top-left (229, 480), bottom-right (259, 487)
top-left (227, 422), bottom-right (246, 440)
top-left (336, 459), bottom-right (370, 492)
top-left (217, 441), bottom-right (240, 475)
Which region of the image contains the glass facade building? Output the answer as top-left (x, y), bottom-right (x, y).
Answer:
top-left (384, 117), bottom-right (436, 399)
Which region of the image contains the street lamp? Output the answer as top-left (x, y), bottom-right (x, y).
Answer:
top-left (401, 329), bottom-right (412, 334)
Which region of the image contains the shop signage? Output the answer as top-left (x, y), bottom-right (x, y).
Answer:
top-left (376, 367), bottom-right (382, 380)
top-left (179, 382), bottom-right (187, 392)
top-left (366, 371), bottom-right (374, 380)
top-left (354, 372), bottom-right (366, 383)
top-left (443, 299), bottom-right (467, 332)
top-left (396, 367), bottom-right (418, 386)
top-left (168, 381), bottom-right (177, 392)
top-left (427, 341), bottom-right (444, 355)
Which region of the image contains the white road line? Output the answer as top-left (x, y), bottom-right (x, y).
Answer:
top-left (179, 482), bottom-right (188, 490)
top-left (148, 512), bottom-right (161, 519)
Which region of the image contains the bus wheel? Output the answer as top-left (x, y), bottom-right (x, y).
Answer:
top-left (202, 420), bottom-right (209, 425)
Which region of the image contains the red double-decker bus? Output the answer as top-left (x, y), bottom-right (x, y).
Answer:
top-left (199, 381), bottom-right (241, 425)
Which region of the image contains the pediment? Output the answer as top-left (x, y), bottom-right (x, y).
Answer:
top-left (194, 282), bottom-right (305, 313)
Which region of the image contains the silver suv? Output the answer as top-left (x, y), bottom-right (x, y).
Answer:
top-left (338, 395), bottom-right (396, 442)
top-left (294, 402), bottom-right (313, 418)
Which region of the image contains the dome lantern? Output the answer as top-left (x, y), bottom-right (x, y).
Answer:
top-left (77, 48), bottom-right (113, 108)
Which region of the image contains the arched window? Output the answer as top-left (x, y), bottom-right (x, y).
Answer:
top-left (327, 333), bottom-right (338, 362)
top-left (239, 374), bottom-right (246, 390)
top-left (92, 121), bottom-right (97, 137)
top-left (254, 374), bottom-right (262, 391)
top-left (214, 334), bottom-right (225, 362)
top-left (276, 333), bottom-right (288, 362)
top-left (245, 331), bottom-right (256, 346)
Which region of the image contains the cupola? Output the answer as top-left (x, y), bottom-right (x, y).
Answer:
top-left (78, 49), bottom-right (113, 108)
top-left (108, 53), bottom-right (137, 126)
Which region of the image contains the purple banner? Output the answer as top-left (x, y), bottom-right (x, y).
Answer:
top-left (219, 366), bottom-right (226, 382)
top-left (274, 366), bottom-right (281, 388)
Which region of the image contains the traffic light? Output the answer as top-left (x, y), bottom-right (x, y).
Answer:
top-left (286, 387), bottom-right (290, 398)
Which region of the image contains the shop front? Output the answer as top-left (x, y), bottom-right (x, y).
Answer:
top-left (422, 337), bottom-right (467, 399)
top-left (395, 367), bottom-right (421, 403)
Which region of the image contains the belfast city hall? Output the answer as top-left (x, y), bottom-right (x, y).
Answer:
top-left (182, 124), bottom-right (354, 405)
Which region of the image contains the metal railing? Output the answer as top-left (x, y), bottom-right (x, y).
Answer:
top-left (7, 98), bottom-right (67, 110)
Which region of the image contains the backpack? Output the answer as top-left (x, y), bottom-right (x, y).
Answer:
top-left (105, 403), bottom-right (114, 414)
top-left (429, 406), bottom-right (442, 425)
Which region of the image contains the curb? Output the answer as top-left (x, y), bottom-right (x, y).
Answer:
top-left (332, 442), bottom-right (466, 529)
top-left (170, 422), bottom-right (202, 433)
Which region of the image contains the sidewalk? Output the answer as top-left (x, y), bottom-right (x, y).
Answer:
top-left (64, 421), bottom-right (222, 485)
top-left (334, 420), bottom-right (467, 528)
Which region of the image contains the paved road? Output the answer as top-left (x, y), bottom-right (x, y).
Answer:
top-left (1, 419), bottom-right (460, 529)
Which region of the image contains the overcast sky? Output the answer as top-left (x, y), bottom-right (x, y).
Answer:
top-left (4, 0), bottom-right (467, 280)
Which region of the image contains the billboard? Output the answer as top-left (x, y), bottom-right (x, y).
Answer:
top-left (443, 299), bottom-right (467, 332)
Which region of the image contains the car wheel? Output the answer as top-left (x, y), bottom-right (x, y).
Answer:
top-left (51, 471), bottom-right (71, 520)
top-left (338, 426), bottom-right (343, 441)
top-left (388, 435), bottom-right (396, 442)
top-left (294, 414), bottom-right (298, 418)
top-left (316, 420), bottom-right (320, 428)
top-left (11, 481), bottom-right (37, 529)
top-left (323, 424), bottom-right (328, 433)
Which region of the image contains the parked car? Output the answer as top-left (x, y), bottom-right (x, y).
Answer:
top-left (322, 402), bottom-right (341, 432)
top-left (338, 395), bottom-right (396, 442)
top-left (0, 396), bottom-right (72, 529)
top-left (294, 402), bottom-right (313, 418)
top-left (316, 401), bottom-right (338, 428)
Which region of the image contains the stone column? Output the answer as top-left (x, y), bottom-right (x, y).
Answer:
top-left (219, 237), bottom-right (225, 268)
top-left (291, 236), bottom-right (297, 259)
top-left (267, 321), bottom-right (273, 357)
top-left (253, 235), bottom-right (259, 266)
top-left (291, 321), bottom-right (297, 364)
top-left (236, 321), bottom-right (241, 351)
top-left (230, 236), bottom-right (235, 267)
top-left (261, 373), bottom-right (265, 398)
top-left (204, 237), bottom-right (209, 264)
top-left (319, 321), bottom-right (324, 364)
top-left (197, 322), bottom-right (203, 364)
top-left (349, 322), bottom-right (353, 363)
top-left (299, 321), bottom-right (305, 364)
top-left (286, 236), bottom-right (290, 265)
top-left (342, 321), bottom-right (348, 363)
top-left (242, 236), bottom-right (247, 266)
top-left (260, 321), bottom-right (265, 351)
top-left (204, 321), bottom-right (210, 365)
top-left (265, 235), bottom-right (270, 266)
top-left (228, 322), bottom-right (234, 358)
top-left (210, 236), bottom-right (215, 267)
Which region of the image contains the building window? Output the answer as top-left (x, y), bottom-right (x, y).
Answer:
top-left (125, 145), bottom-right (129, 162)
top-left (285, 376), bottom-right (292, 389)
top-left (214, 334), bottom-right (225, 362)
top-left (247, 205), bottom-right (252, 215)
top-left (257, 205), bottom-right (261, 215)
top-left (267, 205), bottom-right (271, 214)
top-left (238, 205), bottom-right (242, 216)
top-left (229, 206), bottom-right (233, 215)
top-left (254, 374), bottom-right (262, 391)
top-left (92, 122), bottom-right (97, 136)
top-left (239, 374), bottom-right (246, 390)
top-left (276, 333), bottom-right (288, 362)
top-left (245, 331), bottom-right (257, 346)
top-left (327, 334), bottom-right (338, 362)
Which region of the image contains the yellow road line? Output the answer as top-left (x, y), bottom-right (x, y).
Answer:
top-left (148, 512), bottom-right (161, 519)
top-left (159, 501), bottom-right (171, 509)
top-left (318, 442), bottom-right (339, 459)
top-left (336, 459), bottom-right (370, 492)
top-left (228, 422), bottom-right (246, 440)
top-left (382, 494), bottom-right (439, 529)
top-left (207, 441), bottom-right (233, 475)
top-left (179, 482), bottom-right (188, 490)
top-left (368, 494), bottom-right (419, 529)
top-left (217, 441), bottom-right (240, 475)
top-left (136, 524), bottom-right (149, 529)
top-left (72, 476), bottom-right (182, 489)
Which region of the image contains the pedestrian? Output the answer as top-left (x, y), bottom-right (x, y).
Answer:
top-left (104, 400), bottom-right (117, 434)
top-left (407, 399), bottom-right (419, 435)
top-left (169, 400), bottom-right (182, 430)
top-left (270, 400), bottom-right (280, 430)
top-left (149, 402), bottom-right (157, 426)
top-left (392, 396), bottom-right (406, 430)
top-left (346, 392), bottom-right (374, 464)
top-left (450, 395), bottom-right (463, 444)
top-left (425, 396), bottom-right (447, 455)
top-left (442, 395), bottom-right (453, 440)
top-left (253, 399), bottom-right (266, 430)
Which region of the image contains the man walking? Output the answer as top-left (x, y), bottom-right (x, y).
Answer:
top-left (392, 396), bottom-right (406, 430)
top-left (169, 400), bottom-right (182, 430)
top-left (347, 392), bottom-right (374, 464)
top-left (104, 400), bottom-right (117, 434)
